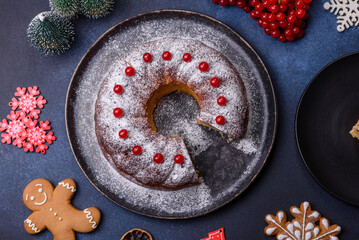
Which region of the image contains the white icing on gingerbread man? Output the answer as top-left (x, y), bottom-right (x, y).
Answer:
top-left (58, 181), bottom-right (76, 192)
top-left (23, 178), bottom-right (101, 240)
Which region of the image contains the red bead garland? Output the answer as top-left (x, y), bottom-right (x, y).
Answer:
top-left (216, 115), bottom-right (226, 125)
top-left (114, 85), bottom-right (123, 94)
top-left (210, 77), bottom-right (220, 87)
top-left (217, 96), bottom-right (227, 106)
top-left (119, 129), bottom-right (128, 139)
top-left (199, 62), bottom-right (209, 72)
top-left (174, 154), bottom-right (184, 164)
top-left (182, 53), bottom-right (192, 62)
top-left (153, 153), bottom-right (164, 164)
top-left (125, 66), bottom-right (135, 76)
top-left (143, 53), bottom-right (152, 63)
top-left (162, 51), bottom-right (172, 61)
top-left (113, 108), bottom-right (123, 118)
top-left (132, 145), bottom-right (142, 155)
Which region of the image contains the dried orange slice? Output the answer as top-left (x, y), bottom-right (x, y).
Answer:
top-left (120, 228), bottom-right (153, 240)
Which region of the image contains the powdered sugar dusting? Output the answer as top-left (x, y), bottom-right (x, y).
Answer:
top-left (232, 139), bottom-right (258, 154)
top-left (68, 12), bottom-right (275, 218)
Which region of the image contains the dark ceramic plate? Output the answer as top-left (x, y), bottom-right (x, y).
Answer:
top-left (296, 53), bottom-right (359, 206)
top-left (66, 10), bottom-right (277, 218)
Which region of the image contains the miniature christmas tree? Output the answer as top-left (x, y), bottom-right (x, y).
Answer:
top-left (27, 11), bottom-right (75, 55)
top-left (80, 0), bottom-right (114, 19)
top-left (50, 0), bottom-right (80, 18)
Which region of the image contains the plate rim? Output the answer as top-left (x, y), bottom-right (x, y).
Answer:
top-left (295, 51), bottom-right (359, 207)
top-left (65, 9), bottom-right (278, 219)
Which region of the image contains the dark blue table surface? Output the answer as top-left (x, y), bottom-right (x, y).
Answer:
top-left (1, 1), bottom-right (358, 239)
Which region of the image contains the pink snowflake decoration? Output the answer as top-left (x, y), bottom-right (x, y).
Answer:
top-left (25, 122), bottom-right (56, 154)
top-left (0, 86), bottom-right (55, 154)
top-left (9, 86), bottom-right (46, 119)
top-left (0, 111), bottom-right (27, 146)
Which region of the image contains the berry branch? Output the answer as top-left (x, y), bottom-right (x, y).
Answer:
top-left (212, 0), bottom-right (312, 42)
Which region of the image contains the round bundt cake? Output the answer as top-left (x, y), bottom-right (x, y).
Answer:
top-left (95, 37), bottom-right (248, 190)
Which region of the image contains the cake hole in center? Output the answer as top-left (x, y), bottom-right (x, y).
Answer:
top-left (153, 92), bottom-right (200, 141)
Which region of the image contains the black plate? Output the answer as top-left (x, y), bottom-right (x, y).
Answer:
top-left (296, 52), bottom-right (359, 206)
top-left (66, 10), bottom-right (277, 218)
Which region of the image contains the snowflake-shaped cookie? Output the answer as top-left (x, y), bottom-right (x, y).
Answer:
top-left (324, 0), bottom-right (359, 32)
top-left (265, 201), bottom-right (341, 240)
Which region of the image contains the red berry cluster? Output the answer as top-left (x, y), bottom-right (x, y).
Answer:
top-left (212, 0), bottom-right (311, 42)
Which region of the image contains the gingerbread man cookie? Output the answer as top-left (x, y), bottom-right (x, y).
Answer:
top-left (23, 178), bottom-right (101, 240)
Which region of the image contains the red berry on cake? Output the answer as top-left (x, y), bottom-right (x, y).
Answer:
top-left (183, 53), bottom-right (192, 62)
top-left (199, 62), bottom-right (209, 72)
top-left (132, 145), bottom-right (142, 155)
top-left (125, 66), bottom-right (135, 76)
top-left (217, 96), bottom-right (227, 106)
top-left (113, 85), bottom-right (123, 94)
top-left (119, 129), bottom-right (128, 139)
top-left (153, 153), bottom-right (164, 164)
top-left (162, 51), bottom-right (172, 61)
top-left (216, 115), bottom-right (226, 125)
top-left (113, 108), bottom-right (123, 118)
top-left (143, 53), bottom-right (153, 63)
top-left (174, 154), bottom-right (184, 164)
top-left (210, 77), bottom-right (220, 87)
